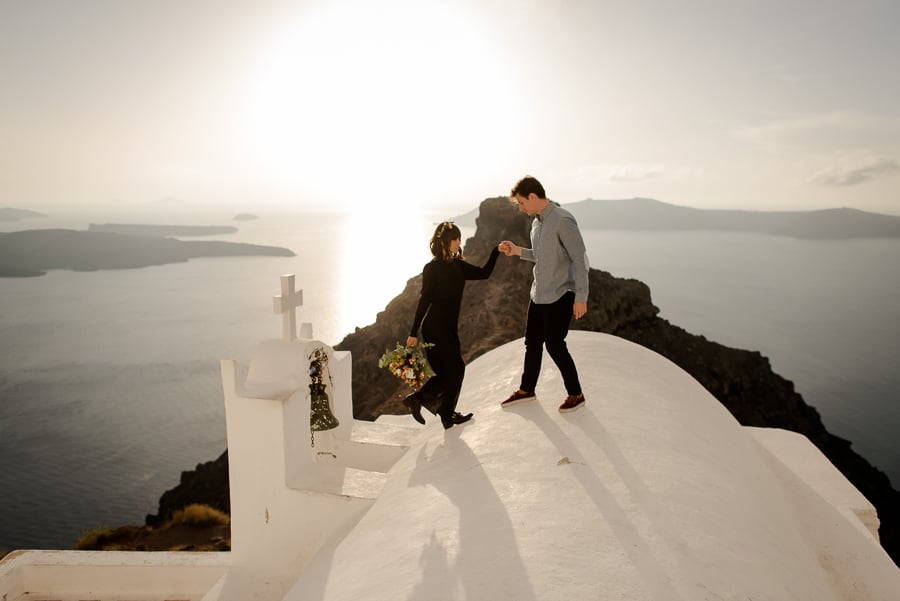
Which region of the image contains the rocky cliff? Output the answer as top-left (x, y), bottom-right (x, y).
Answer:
top-left (145, 451), bottom-right (230, 527)
top-left (149, 197), bottom-right (898, 563)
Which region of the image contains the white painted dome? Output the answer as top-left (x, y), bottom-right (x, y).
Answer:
top-left (285, 331), bottom-right (898, 601)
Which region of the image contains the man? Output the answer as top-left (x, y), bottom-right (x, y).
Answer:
top-left (499, 175), bottom-right (589, 412)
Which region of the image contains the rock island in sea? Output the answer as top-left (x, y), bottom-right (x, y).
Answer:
top-left (0, 228), bottom-right (294, 277)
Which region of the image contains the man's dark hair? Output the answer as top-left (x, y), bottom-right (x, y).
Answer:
top-left (510, 176), bottom-right (546, 200)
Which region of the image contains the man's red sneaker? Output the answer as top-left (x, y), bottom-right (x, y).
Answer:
top-left (500, 389), bottom-right (536, 408)
top-left (559, 394), bottom-right (586, 413)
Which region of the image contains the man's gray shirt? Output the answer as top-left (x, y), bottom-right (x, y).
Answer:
top-left (519, 202), bottom-right (589, 304)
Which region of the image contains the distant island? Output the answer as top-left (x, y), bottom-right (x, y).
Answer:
top-left (88, 223), bottom-right (239, 237)
top-left (233, 213), bottom-right (259, 221)
top-left (454, 197), bottom-right (900, 239)
top-left (0, 229), bottom-right (294, 277)
top-left (0, 207), bottom-right (47, 222)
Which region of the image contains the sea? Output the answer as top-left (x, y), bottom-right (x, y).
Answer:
top-left (2, 209), bottom-right (899, 551)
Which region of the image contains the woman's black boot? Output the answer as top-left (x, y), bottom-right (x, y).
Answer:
top-left (442, 411), bottom-right (473, 430)
top-left (403, 394), bottom-right (426, 425)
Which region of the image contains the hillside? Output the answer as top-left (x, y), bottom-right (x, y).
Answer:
top-left (88, 223), bottom-right (239, 236)
top-left (0, 229), bottom-right (294, 277)
top-left (0, 207), bottom-right (47, 222)
top-left (454, 197), bottom-right (900, 239)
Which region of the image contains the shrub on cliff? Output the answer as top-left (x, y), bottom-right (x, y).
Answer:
top-left (170, 504), bottom-right (230, 528)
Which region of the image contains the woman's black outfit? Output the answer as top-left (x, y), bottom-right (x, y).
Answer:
top-left (409, 247), bottom-right (500, 426)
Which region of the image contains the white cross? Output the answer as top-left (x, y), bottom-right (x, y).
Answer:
top-left (272, 274), bottom-right (312, 340)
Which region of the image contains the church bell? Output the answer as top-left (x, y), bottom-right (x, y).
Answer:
top-left (309, 383), bottom-right (340, 432)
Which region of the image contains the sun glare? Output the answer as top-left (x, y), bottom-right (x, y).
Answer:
top-left (242, 0), bottom-right (522, 209)
top-left (336, 208), bottom-right (436, 335)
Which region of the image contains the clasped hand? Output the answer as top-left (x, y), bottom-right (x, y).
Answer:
top-left (498, 240), bottom-right (520, 256)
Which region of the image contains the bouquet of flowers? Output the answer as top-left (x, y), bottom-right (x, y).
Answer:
top-left (378, 342), bottom-right (435, 389)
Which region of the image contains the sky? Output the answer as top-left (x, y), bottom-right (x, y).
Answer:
top-left (2, 0), bottom-right (899, 216)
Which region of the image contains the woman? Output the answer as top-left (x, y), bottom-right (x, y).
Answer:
top-left (405, 221), bottom-right (501, 429)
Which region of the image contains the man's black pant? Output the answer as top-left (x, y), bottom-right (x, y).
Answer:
top-left (520, 291), bottom-right (582, 396)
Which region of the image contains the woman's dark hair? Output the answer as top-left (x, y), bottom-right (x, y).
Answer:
top-left (510, 175), bottom-right (546, 200)
top-left (430, 221), bottom-right (462, 261)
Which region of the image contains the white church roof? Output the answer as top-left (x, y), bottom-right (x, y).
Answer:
top-left (284, 331), bottom-right (898, 600)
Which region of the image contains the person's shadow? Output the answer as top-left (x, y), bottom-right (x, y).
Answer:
top-left (405, 433), bottom-right (539, 601)
top-left (503, 402), bottom-right (692, 601)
